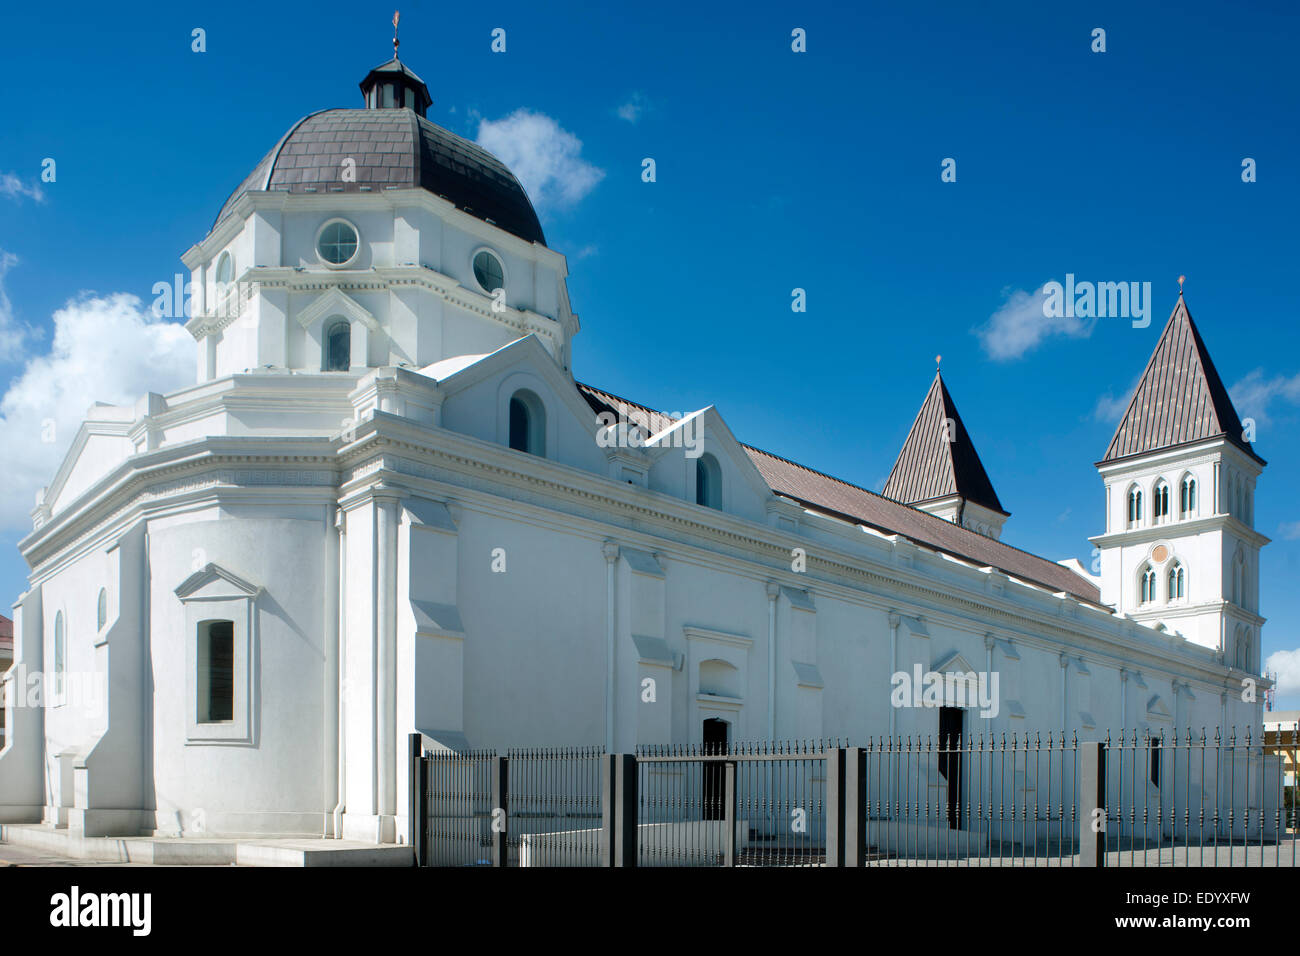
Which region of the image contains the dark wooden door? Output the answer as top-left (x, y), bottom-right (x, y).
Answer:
top-left (939, 706), bottom-right (963, 829)
top-left (702, 718), bottom-right (729, 821)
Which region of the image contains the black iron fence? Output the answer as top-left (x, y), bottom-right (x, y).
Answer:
top-left (410, 727), bottom-right (1299, 867)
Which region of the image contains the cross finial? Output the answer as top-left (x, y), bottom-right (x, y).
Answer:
top-left (393, 10), bottom-right (401, 58)
top-left (1178, 274), bottom-right (1185, 296)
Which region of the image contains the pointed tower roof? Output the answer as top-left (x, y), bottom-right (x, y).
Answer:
top-left (883, 370), bottom-right (1007, 515)
top-left (1100, 295), bottom-right (1263, 465)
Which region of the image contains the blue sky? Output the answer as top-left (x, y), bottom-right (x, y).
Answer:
top-left (1, 1), bottom-right (1297, 705)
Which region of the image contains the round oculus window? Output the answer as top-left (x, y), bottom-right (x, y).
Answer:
top-left (317, 221), bottom-right (359, 265)
top-left (473, 250), bottom-right (505, 293)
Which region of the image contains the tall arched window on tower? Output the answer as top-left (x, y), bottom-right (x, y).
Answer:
top-left (96, 588), bottom-right (108, 631)
top-left (508, 390), bottom-right (546, 456)
top-left (1235, 628), bottom-right (1250, 671)
top-left (1126, 486), bottom-right (1143, 528)
top-left (1167, 562), bottom-right (1185, 601)
top-left (696, 454), bottom-right (722, 509)
top-left (323, 320), bottom-right (351, 372)
top-left (1139, 564), bottom-right (1156, 604)
top-left (1179, 475), bottom-right (1196, 518)
top-left (1152, 480), bottom-right (1170, 523)
top-left (1232, 552), bottom-right (1244, 606)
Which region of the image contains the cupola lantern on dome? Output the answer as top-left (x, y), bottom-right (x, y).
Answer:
top-left (359, 11), bottom-right (432, 116)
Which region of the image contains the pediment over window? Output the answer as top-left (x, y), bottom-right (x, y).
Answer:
top-left (1146, 694), bottom-right (1172, 721)
top-left (296, 287), bottom-right (379, 331)
top-left (931, 650), bottom-right (977, 675)
top-left (174, 563), bottom-right (263, 602)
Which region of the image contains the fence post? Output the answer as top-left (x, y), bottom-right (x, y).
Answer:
top-left (491, 755), bottom-right (509, 868)
top-left (407, 733), bottom-right (427, 866)
top-left (405, 738), bottom-right (421, 863)
top-left (601, 754), bottom-right (616, 867)
top-left (845, 746), bottom-right (866, 866)
top-left (615, 754), bottom-right (638, 867)
top-left (826, 747), bottom-right (846, 866)
top-left (1079, 741), bottom-right (1106, 867)
top-left (724, 760), bottom-right (738, 867)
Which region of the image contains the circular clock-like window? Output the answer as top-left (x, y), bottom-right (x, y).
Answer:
top-left (473, 249), bottom-right (505, 293)
top-left (317, 219), bottom-right (359, 266)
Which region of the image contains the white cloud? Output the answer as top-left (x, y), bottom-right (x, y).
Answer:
top-left (0, 251), bottom-right (38, 362)
top-left (1092, 372), bottom-right (1143, 423)
top-left (616, 93), bottom-right (650, 124)
top-left (476, 110), bottom-right (604, 210)
top-left (1229, 368), bottom-right (1300, 426)
top-left (0, 291), bottom-right (194, 531)
top-left (976, 283), bottom-right (1094, 361)
top-left (1277, 520), bottom-right (1300, 541)
top-left (0, 172), bottom-right (45, 203)
top-left (1265, 647), bottom-right (1300, 694)
top-left (1092, 390), bottom-right (1130, 423)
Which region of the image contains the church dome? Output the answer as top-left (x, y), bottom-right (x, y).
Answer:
top-left (212, 58), bottom-right (547, 246)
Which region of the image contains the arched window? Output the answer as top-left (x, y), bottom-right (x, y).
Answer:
top-left (1232, 552), bottom-right (1244, 606)
top-left (1179, 475), bottom-right (1196, 517)
top-left (508, 389), bottom-right (546, 456)
top-left (53, 610), bottom-right (65, 699)
top-left (1235, 628), bottom-right (1250, 671)
top-left (214, 251), bottom-right (235, 313)
top-left (1166, 562), bottom-right (1185, 601)
top-left (96, 588), bottom-right (107, 630)
top-left (695, 453), bottom-right (721, 509)
top-left (323, 321), bottom-right (350, 372)
top-left (1139, 564), bottom-right (1156, 604)
top-left (1152, 480), bottom-right (1170, 522)
top-left (1126, 486), bottom-right (1143, 527)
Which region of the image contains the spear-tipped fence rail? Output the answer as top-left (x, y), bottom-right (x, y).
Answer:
top-left (410, 726), bottom-right (1299, 867)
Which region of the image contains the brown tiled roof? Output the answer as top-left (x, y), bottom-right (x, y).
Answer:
top-left (1101, 297), bottom-right (1263, 465)
top-left (212, 109), bottom-right (546, 246)
top-left (882, 371), bottom-right (1006, 515)
top-left (576, 383), bottom-right (1100, 605)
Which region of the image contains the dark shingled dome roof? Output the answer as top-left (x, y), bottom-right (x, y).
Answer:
top-left (212, 107), bottom-right (547, 246)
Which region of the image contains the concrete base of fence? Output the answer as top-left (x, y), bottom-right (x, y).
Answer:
top-left (865, 819), bottom-right (988, 859)
top-left (518, 820), bottom-right (753, 867)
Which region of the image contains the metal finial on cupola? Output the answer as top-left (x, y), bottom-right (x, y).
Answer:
top-left (393, 10), bottom-right (401, 58)
top-left (1178, 274), bottom-right (1185, 297)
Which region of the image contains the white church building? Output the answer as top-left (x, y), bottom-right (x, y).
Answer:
top-left (0, 53), bottom-right (1270, 843)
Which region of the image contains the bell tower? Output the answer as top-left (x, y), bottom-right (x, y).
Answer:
top-left (1089, 293), bottom-right (1267, 671)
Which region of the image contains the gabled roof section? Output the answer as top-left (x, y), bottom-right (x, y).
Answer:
top-left (747, 445), bottom-right (1100, 604)
top-left (883, 371), bottom-right (1006, 515)
top-left (576, 383), bottom-right (1100, 605)
top-left (1101, 296), bottom-right (1263, 465)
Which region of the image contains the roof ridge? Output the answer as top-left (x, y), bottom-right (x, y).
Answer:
top-left (741, 440), bottom-right (1067, 573)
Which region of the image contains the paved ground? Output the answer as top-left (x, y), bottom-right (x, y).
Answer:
top-left (0, 843), bottom-right (159, 867)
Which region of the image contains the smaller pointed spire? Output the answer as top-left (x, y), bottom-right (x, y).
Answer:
top-left (883, 369), bottom-right (1007, 520)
